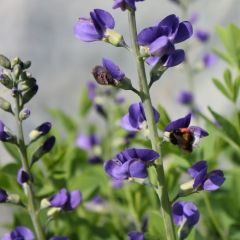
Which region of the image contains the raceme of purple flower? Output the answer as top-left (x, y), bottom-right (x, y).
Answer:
top-left (195, 29), bottom-right (210, 43)
top-left (172, 201), bottom-right (199, 226)
top-left (92, 58), bottom-right (125, 86)
top-left (137, 14), bottom-right (193, 67)
top-left (188, 160), bottom-right (225, 191)
top-left (120, 102), bottom-right (160, 132)
top-left (128, 231), bottom-right (144, 240)
top-left (49, 237), bottom-right (69, 240)
top-left (164, 113), bottom-right (208, 152)
top-left (113, 0), bottom-right (144, 11)
top-left (49, 188), bottom-right (82, 211)
top-left (203, 53), bottom-right (218, 68)
top-left (2, 226), bottom-right (34, 240)
top-left (76, 134), bottom-right (100, 150)
top-left (177, 91), bottom-right (194, 105)
top-left (17, 168), bottom-right (30, 185)
top-left (0, 188), bottom-right (8, 203)
top-left (104, 148), bottom-right (159, 180)
top-left (74, 9), bottom-right (115, 42)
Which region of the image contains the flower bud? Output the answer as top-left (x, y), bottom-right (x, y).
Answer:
top-left (0, 55), bottom-right (11, 69)
top-left (0, 97), bottom-right (13, 114)
top-left (11, 87), bottom-right (19, 98)
top-left (0, 188), bottom-right (8, 203)
top-left (29, 122), bottom-right (52, 142)
top-left (31, 136), bottom-right (56, 167)
top-left (23, 60), bottom-right (31, 69)
top-left (17, 168), bottom-right (30, 185)
top-left (22, 84), bottom-right (38, 104)
top-left (19, 108), bottom-right (31, 120)
top-left (11, 57), bottom-right (21, 68)
top-left (0, 70), bottom-right (13, 89)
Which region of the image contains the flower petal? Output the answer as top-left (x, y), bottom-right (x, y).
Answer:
top-left (149, 36), bottom-right (174, 56)
top-left (128, 231), bottom-right (144, 240)
top-left (165, 113), bottom-right (191, 131)
top-left (50, 188), bottom-right (68, 207)
top-left (94, 9), bottom-right (115, 29)
top-left (129, 160), bottom-right (148, 178)
top-left (188, 160), bottom-right (208, 178)
top-left (183, 202), bottom-right (200, 225)
top-left (102, 58), bottom-right (125, 80)
top-left (69, 190), bottom-right (82, 209)
top-left (15, 226), bottom-right (35, 240)
top-left (203, 170), bottom-right (225, 191)
top-left (120, 113), bottom-right (139, 131)
top-left (189, 126), bottom-right (209, 138)
top-left (174, 21), bottom-right (193, 44)
top-left (146, 56), bottom-right (161, 65)
top-left (137, 26), bottom-right (159, 46)
top-left (128, 148), bottom-right (159, 162)
top-left (162, 49), bottom-right (185, 67)
top-left (73, 18), bottom-right (102, 42)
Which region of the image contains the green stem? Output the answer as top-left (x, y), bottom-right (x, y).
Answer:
top-left (128, 10), bottom-right (176, 240)
top-left (203, 193), bottom-right (226, 240)
top-left (15, 94), bottom-right (45, 240)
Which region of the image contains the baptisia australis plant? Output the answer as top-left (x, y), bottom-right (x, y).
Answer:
top-left (0, 55), bottom-right (82, 240)
top-left (73, 1), bottom-right (222, 239)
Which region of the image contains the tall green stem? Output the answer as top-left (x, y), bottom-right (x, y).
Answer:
top-left (15, 95), bottom-right (45, 240)
top-left (128, 10), bottom-right (176, 240)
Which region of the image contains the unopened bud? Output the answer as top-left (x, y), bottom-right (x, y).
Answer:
top-left (0, 55), bottom-right (11, 69)
top-left (0, 97), bottom-right (13, 114)
top-left (22, 84), bottom-right (38, 104)
top-left (23, 60), bottom-right (31, 69)
top-left (11, 57), bottom-right (21, 68)
top-left (19, 108), bottom-right (31, 120)
top-left (0, 188), bottom-right (8, 203)
top-left (29, 122), bottom-right (52, 142)
top-left (17, 168), bottom-right (30, 185)
top-left (0, 72), bottom-right (13, 89)
top-left (7, 194), bottom-right (20, 204)
top-left (47, 207), bottom-right (61, 217)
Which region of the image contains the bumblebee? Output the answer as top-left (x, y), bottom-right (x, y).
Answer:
top-left (168, 128), bottom-right (195, 152)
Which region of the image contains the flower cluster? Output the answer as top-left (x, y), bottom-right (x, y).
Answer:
top-left (137, 14), bottom-right (193, 66)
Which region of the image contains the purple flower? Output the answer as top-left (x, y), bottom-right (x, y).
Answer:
top-left (92, 58), bottom-right (125, 86)
top-left (188, 160), bottom-right (225, 191)
top-left (128, 231), bottom-right (144, 240)
top-left (35, 122), bottom-right (52, 134)
top-left (0, 121), bottom-right (12, 142)
top-left (172, 201), bottom-right (199, 226)
top-left (195, 29), bottom-right (209, 43)
top-left (137, 14), bottom-right (193, 67)
top-left (0, 188), bottom-right (8, 203)
top-left (76, 134), bottom-right (100, 150)
top-left (74, 9), bottom-right (115, 42)
top-left (203, 53), bottom-right (218, 68)
top-left (189, 12), bottom-right (199, 24)
top-left (87, 81), bottom-right (97, 101)
top-left (120, 103), bottom-right (160, 132)
top-left (113, 0), bottom-right (144, 11)
top-left (164, 113), bottom-right (208, 152)
top-left (104, 148), bottom-right (159, 180)
top-left (49, 188), bottom-right (82, 211)
top-left (177, 91), bottom-right (193, 105)
top-left (49, 237), bottom-right (69, 240)
top-left (2, 226), bottom-right (34, 240)
top-left (17, 168), bottom-right (30, 185)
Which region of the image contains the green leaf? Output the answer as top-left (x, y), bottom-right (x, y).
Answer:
top-left (2, 143), bottom-right (21, 163)
top-left (209, 107), bottom-right (240, 144)
top-left (48, 109), bottom-right (77, 132)
top-left (1, 163), bottom-right (20, 176)
top-left (157, 104), bottom-right (171, 130)
top-left (148, 210), bottom-right (167, 240)
top-left (233, 75), bottom-right (240, 102)
top-left (212, 78), bottom-right (231, 100)
top-left (223, 69), bottom-right (233, 92)
top-left (79, 86), bottom-right (93, 117)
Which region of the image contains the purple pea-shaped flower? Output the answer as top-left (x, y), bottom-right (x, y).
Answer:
top-left (2, 226), bottom-right (34, 240)
top-left (120, 102), bottom-right (160, 132)
top-left (137, 14), bottom-right (193, 67)
top-left (128, 231), bottom-right (144, 240)
top-left (49, 188), bottom-right (82, 211)
top-left (104, 148), bottom-right (159, 180)
top-left (188, 160), bottom-right (225, 191)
